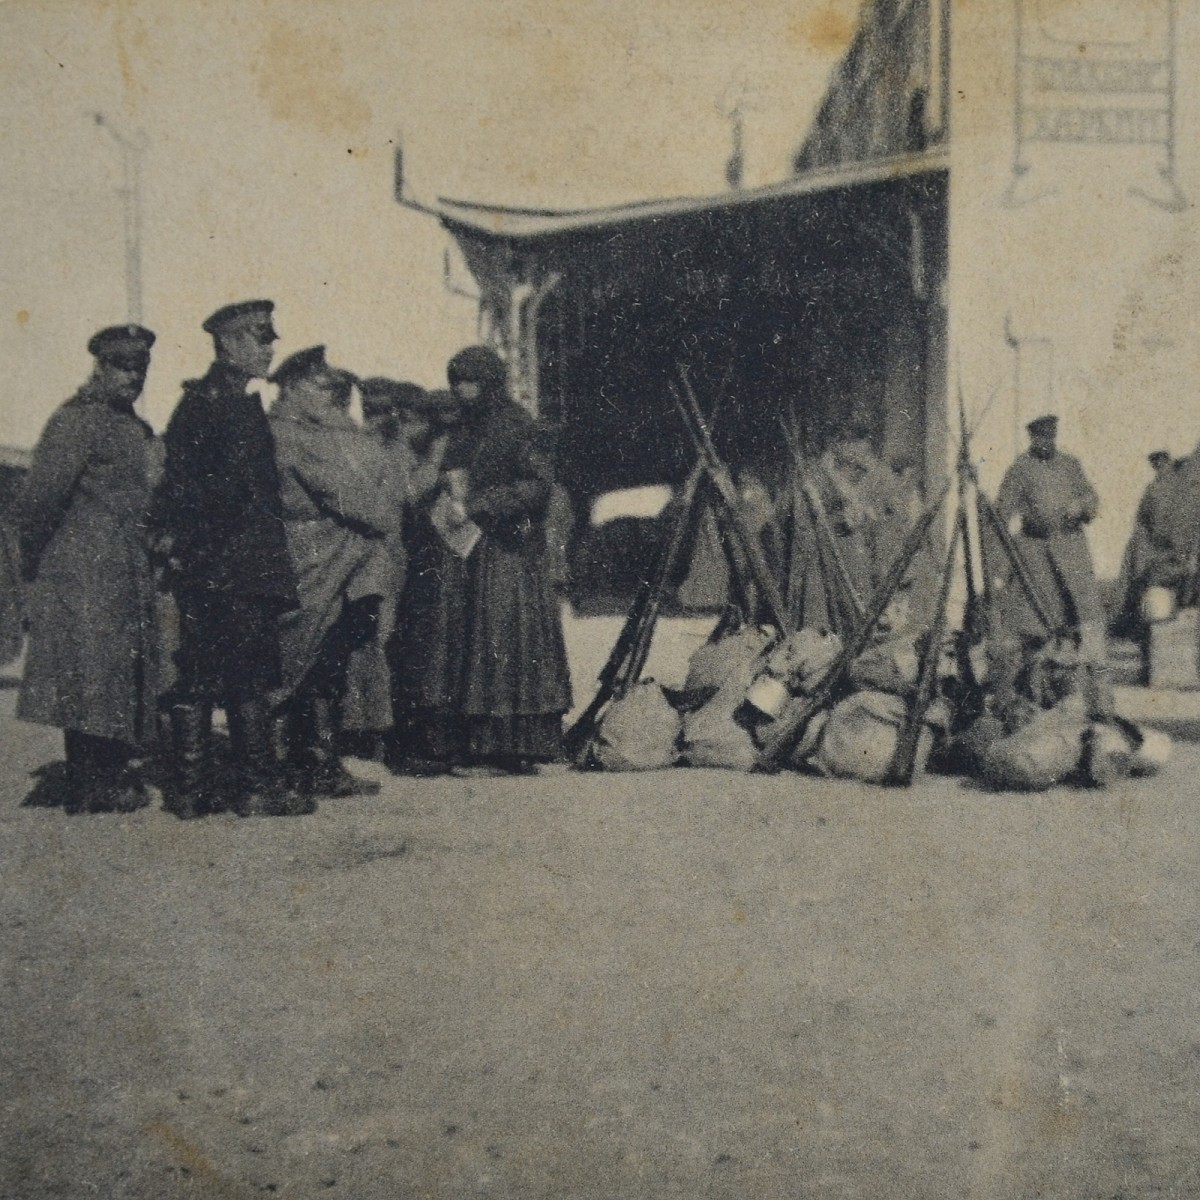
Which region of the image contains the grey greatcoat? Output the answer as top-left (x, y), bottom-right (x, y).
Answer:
top-left (17, 388), bottom-right (161, 746)
top-left (269, 386), bottom-right (396, 704)
top-left (340, 435), bottom-right (430, 733)
top-left (994, 449), bottom-right (1103, 639)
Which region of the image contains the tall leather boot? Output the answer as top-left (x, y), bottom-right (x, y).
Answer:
top-left (67, 731), bottom-right (148, 815)
top-left (269, 706), bottom-right (298, 783)
top-left (228, 698), bottom-right (316, 817)
top-left (166, 702), bottom-right (214, 819)
top-left (58, 731), bottom-right (92, 812)
top-left (299, 695), bottom-right (381, 799)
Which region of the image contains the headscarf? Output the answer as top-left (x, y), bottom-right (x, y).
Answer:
top-left (447, 345), bottom-right (507, 399)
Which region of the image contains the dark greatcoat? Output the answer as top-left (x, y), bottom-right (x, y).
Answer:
top-left (156, 362), bottom-right (298, 696)
top-left (17, 387), bottom-right (161, 746)
top-left (1156, 449), bottom-right (1200, 604)
top-left (157, 362), bottom-right (297, 604)
top-left (460, 399), bottom-right (572, 758)
top-left (1115, 466), bottom-right (1180, 624)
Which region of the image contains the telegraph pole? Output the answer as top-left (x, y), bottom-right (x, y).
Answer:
top-left (92, 112), bottom-right (147, 324)
top-left (716, 73), bottom-right (759, 191)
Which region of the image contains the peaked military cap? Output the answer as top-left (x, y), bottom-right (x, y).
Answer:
top-left (271, 344), bottom-right (357, 396)
top-left (202, 299), bottom-right (277, 338)
top-left (87, 324), bottom-right (156, 369)
top-left (360, 377), bottom-right (429, 416)
top-left (1026, 414), bottom-right (1058, 436)
top-left (270, 345), bottom-right (329, 387)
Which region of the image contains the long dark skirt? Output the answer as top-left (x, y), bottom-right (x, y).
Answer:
top-left (461, 536), bottom-right (572, 762)
top-left (466, 713), bottom-right (564, 762)
top-left (390, 525), bottom-right (469, 710)
top-left (388, 522), bottom-right (470, 763)
top-left (397, 707), bottom-right (467, 763)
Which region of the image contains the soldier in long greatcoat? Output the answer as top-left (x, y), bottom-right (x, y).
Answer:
top-left (990, 414), bottom-right (1108, 712)
top-left (155, 300), bottom-right (306, 818)
top-left (1114, 451), bottom-right (1178, 631)
top-left (268, 347), bottom-right (392, 798)
top-left (1154, 442), bottom-right (1200, 607)
top-left (779, 429), bottom-right (921, 636)
top-left (17, 325), bottom-right (161, 812)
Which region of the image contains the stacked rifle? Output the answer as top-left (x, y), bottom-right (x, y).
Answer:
top-left (562, 438), bottom-right (711, 762)
top-left (564, 365), bottom-right (784, 762)
top-left (779, 413), bottom-right (866, 637)
top-left (568, 367), bottom-right (1093, 785)
top-left (564, 370), bottom-right (731, 761)
top-left (754, 477), bottom-right (952, 773)
top-left (756, 383), bottom-right (1074, 778)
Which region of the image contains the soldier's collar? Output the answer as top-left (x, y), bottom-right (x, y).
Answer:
top-left (207, 360), bottom-right (260, 391)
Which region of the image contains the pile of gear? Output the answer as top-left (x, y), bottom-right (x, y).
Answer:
top-left (584, 622), bottom-right (1169, 790)
top-left (568, 369), bottom-right (1173, 793)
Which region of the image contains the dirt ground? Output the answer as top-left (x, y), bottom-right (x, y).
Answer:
top-left (3, 624), bottom-right (1200, 1199)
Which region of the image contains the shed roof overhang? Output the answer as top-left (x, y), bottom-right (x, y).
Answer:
top-left (404, 149), bottom-right (950, 501)
top-left (423, 149), bottom-right (947, 244)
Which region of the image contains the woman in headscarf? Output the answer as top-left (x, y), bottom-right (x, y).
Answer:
top-left (447, 345), bottom-right (572, 773)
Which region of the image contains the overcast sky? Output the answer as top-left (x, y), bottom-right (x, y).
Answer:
top-left (0, 0), bottom-right (858, 446)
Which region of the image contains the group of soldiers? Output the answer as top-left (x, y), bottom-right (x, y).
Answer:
top-left (16, 298), bottom-right (1191, 810)
top-left (15, 302), bottom-right (572, 816)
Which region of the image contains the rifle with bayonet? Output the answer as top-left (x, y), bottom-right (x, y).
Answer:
top-left (963, 460), bottom-right (1057, 639)
top-left (885, 493), bottom-right (964, 786)
top-left (672, 368), bottom-right (792, 636)
top-left (779, 413), bottom-right (867, 634)
top-left (956, 382), bottom-right (984, 645)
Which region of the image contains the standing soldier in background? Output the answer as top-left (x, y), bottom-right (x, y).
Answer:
top-left (155, 301), bottom-right (304, 818)
top-left (779, 422), bottom-right (920, 635)
top-left (818, 425), bottom-right (918, 607)
top-left (1115, 450), bottom-right (1178, 634)
top-left (17, 325), bottom-right (161, 812)
top-left (990, 414), bottom-right (1108, 713)
top-left (1156, 439), bottom-right (1200, 608)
